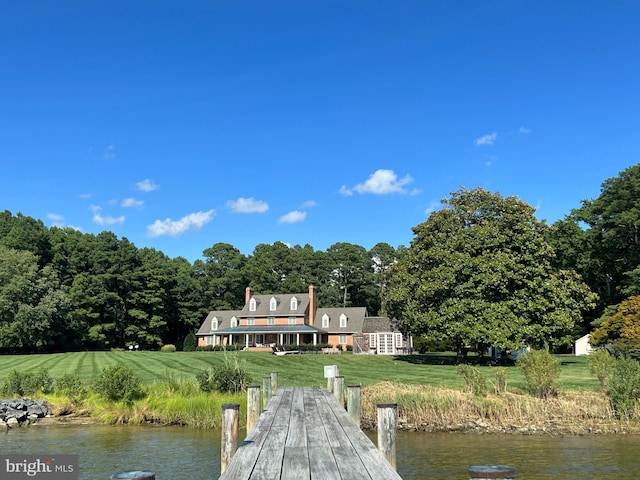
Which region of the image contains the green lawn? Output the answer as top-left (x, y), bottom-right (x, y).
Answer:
top-left (0, 351), bottom-right (600, 392)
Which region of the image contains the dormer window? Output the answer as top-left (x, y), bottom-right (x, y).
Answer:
top-left (290, 296), bottom-right (298, 310)
top-left (231, 317), bottom-right (238, 328)
top-left (340, 314), bottom-right (347, 328)
top-left (322, 314), bottom-right (329, 329)
top-left (211, 317), bottom-right (219, 331)
top-left (270, 297), bottom-right (277, 311)
top-left (249, 298), bottom-right (257, 312)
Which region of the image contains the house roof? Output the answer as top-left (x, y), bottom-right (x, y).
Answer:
top-left (241, 293), bottom-right (310, 318)
top-left (362, 316), bottom-right (395, 333)
top-left (196, 310), bottom-right (243, 336)
top-left (316, 307), bottom-right (368, 333)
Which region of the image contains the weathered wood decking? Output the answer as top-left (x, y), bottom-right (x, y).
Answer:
top-left (219, 386), bottom-right (403, 480)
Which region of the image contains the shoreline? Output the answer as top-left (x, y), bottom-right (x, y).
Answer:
top-left (24, 410), bottom-right (640, 436)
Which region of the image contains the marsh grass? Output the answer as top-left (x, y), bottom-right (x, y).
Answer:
top-left (361, 381), bottom-right (636, 434)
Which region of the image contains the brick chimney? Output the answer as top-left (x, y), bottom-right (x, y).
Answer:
top-left (308, 285), bottom-right (317, 326)
top-left (245, 286), bottom-right (253, 305)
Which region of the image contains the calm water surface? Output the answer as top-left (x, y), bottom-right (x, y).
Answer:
top-left (1, 424), bottom-right (640, 479)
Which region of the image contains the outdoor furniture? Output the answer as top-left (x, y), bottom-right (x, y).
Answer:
top-left (271, 346), bottom-right (299, 356)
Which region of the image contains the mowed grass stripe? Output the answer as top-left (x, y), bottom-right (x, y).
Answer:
top-left (0, 351), bottom-right (599, 391)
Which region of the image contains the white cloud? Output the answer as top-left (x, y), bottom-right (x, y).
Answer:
top-left (519, 126), bottom-right (531, 134)
top-left (339, 185), bottom-right (353, 196)
top-left (47, 213), bottom-right (82, 231)
top-left (474, 132), bottom-right (497, 146)
top-left (353, 169), bottom-right (414, 195)
top-left (121, 198), bottom-right (144, 208)
top-left (147, 209), bottom-right (216, 237)
top-left (424, 200), bottom-right (441, 216)
top-left (301, 200), bottom-right (317, 208)
top-left (278, 211), bottom-right (307, 224)
top-left (104, 144), bottom-right (116, 160)
top-left (135, 179), bottom-right (160, 192)
top-left (226, 197), bottom-right (269, 213)
top-left (90, 205), bottom-right (125, 226)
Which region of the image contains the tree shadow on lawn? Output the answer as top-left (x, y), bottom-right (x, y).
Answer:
top-left (394, 353), bottom-right (516, 367)
top-left (392, 353), bottom-right (457, 366)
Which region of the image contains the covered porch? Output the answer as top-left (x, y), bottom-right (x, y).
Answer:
top-left (209, 325), bottom-right (328, 349)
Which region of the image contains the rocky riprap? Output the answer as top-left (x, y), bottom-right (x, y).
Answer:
top-left (0, 398), bottom-right (52, 428)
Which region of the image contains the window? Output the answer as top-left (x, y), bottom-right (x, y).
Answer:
top-left (377, 333), bottom-right (394, 354)
top-left (395, 332), bottom-right (403, 348)
top-left (211, 317), bottom-right (218, 330)
top-left (322, 314), bottom-right (329, 329)
top-left (369, 333), bottom-right (376, 348)
top-left (268, 316), bottom-right (275, 325)
top-left (339, 314), bottom-right (347, 328)
top-left (339, 335), bottom-right (347, 345)
top-left (288, 316), bottom-right (296, 325)
top-left (249, 298), bottom-right (257, 312)
top-left (230, 317), bottom-right (238, 328)
top-left (290, 296), bottom-right (298, 310)
top-left (270, 297), bottom-right (277, 311)
top-left (205, 336), bottom-right (214, 345)
top-left (247, 317), bottom-right (255, 326)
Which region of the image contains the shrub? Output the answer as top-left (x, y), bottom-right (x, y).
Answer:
top-left (456, 364), bottom-right (487, 396)
top-left (196, 345), bottom-right (214, 351)
top-left (196, 352), bottom-right (252, 393)
top-left (491, 367), bottom-right (508, 394)
top-left (183, 332), bottom-right (197, 352)
top-left (1, 369), bottom-right (54, 397)
top-left (517, 349), bottom-right (561, 399)
top-left (160, 344), bottom-right (177, 352)
top-left (607, 357), bottom-right (640, 420)
top-left (56, 373), bottom-right (88, 405)
top-left (93, 365), bottom-right (143, 404)
top-left (588, 348), bottom-right (616, 390)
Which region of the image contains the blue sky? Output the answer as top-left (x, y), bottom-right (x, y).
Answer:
top-left (2, 1), bottom-right (639, 262)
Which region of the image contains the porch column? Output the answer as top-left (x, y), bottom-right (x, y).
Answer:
top-left (313, 333), bottom-right (317, 345)
top-left (228, 334), bottom-right (233, 345)
top-left (213, 334), bottom-right (218, 346)
top-left (296, 333), bottom-right (300, 346)
top-left (279, 333), bottom-right (283, 345)
top-left (245, 334), bottom-right (249, 349)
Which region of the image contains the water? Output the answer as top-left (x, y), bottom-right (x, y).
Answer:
top-left (2, 424), bottom-right (640, 479)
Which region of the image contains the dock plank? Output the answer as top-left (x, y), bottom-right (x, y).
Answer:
top-left (219, 386), bottom-right (403, 480)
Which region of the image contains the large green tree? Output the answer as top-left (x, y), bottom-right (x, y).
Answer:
top-left (385, 187), bottom-right (597, 361)
top-left (0, 245), bottom-right (71, 352)
top-left (563, 163), bottom-right (640, 308)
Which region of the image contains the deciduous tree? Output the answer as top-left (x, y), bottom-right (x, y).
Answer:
top-left (385, 187), bottom-right (596, 361)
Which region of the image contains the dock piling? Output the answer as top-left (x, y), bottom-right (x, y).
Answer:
top-left (377, 403), bottom-right (398, 470)
top-left (110, 472), bottom-right (155, 479)
top-left (221, 403), bottom-right (240, 474)
top-left (333, 375), bottom-right (345, 407)
top-left (347, 384), bottom-right (361, 427)
top-left (468, 465), bottom-right (515, 479)
top-left (262, 375), bottom-right (272, 408)
top-left (247, 384), bottom-right (261, 432)
top-left (270, 371), bottom-right (278, 394)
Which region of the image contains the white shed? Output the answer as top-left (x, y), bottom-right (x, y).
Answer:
top-left (575, 334), bottom-right (595, 356)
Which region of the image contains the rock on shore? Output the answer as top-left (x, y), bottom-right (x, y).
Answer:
top-left (0, 398), bottom-right (52, 429)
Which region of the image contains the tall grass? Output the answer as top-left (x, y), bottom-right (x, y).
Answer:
top-left (360, 382), bottom-right (632, 434)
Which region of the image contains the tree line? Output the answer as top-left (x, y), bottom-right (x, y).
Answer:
top-left (0, 211), bottom-right (403, 353)
top-left (2, 163), bottom-right (640, 355)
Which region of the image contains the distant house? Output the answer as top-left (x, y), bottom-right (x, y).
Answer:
top-left (575, 334), bottom-right (595, 356)
top-left (196, 285), bottom-right (412, 354)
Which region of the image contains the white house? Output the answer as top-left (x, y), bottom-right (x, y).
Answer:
top-left (575, 334), bottom-right (595, 356)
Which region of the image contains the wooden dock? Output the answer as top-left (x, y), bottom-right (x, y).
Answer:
top-left (219, 386), bottom-right (403, 480)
